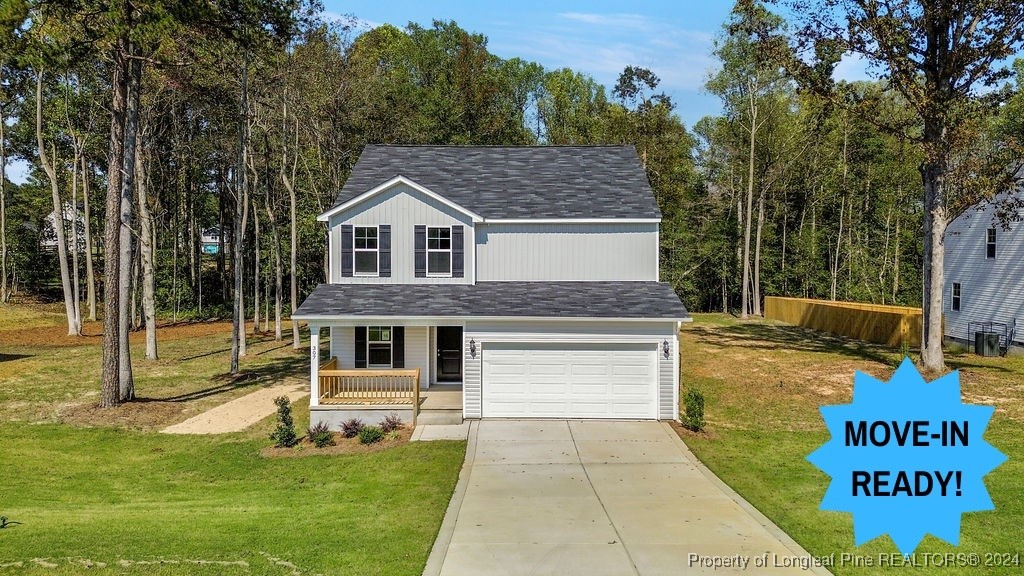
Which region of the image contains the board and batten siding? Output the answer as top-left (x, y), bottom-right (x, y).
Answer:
top-left (327, 325), bottom-right (430, 383)
top-left (943, 193), bottom-right (1024, 345)
top-left (328, 183), bottom-right (475, 284)
top-left (462, 320), bottom-right (679, 420)
top-left (475, 223), bottom-right (658, 281)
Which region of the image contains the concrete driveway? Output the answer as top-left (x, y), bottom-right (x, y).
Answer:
top-left (423, 420), bottom-right (831, 576)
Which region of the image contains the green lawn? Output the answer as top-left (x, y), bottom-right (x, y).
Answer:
top-left (680, 315), bottom-right (1024, 575)
top-left (0, 303), bottom-right (467, 575)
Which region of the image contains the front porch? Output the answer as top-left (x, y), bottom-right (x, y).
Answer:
top-left (312, 358), bottom-right (463, 427)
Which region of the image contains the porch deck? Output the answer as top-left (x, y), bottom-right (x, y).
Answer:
top-left (315, 359), bottom-right (463, 425)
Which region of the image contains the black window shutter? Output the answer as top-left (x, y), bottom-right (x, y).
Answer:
top-left (414, 225), bottom-right (426, 277)
top-left (392, 326), bottom-right (405, 368)
top-left (354, 326), bottom-right (367, 368)
top-left (341, 225), bottom-right (354, 277)
top-left (452, 225), bottom-right (464, 278)
top-left (379, 225), bottom-right (391, 277)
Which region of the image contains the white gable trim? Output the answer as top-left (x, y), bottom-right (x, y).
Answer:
top-left (483, 218), bottom-right (661, 224)
top-left (317, 175), bottom-right (484, 223)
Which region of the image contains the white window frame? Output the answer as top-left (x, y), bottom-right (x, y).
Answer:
top-left (986, 228), bottom-right (996, 259)
top-left (354, 226), bottom-right (379, 277)
top-left (426, 225), bottom-right (453, 277)
top-left (367, 325), bottom-right (392, 368)
top-left (951, 282), bottom-right (961, 312)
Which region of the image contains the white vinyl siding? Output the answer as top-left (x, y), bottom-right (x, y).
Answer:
top-left (943, 193), bottom-right (1024, 346)
top-left (329, 183), bottom-right (474, 284)
top-left (330, 326), bottom-right (355, 367)
top-left (475, 223), bottom-right (659, 281)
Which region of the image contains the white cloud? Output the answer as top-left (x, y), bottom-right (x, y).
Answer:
top-left (558, 12), bottom-right (653, 30)
top-left (833, 52), bottom-right (873, 82)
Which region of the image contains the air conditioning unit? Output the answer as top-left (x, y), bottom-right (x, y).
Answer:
top-left (974, 331), bottom-right (1000, 357)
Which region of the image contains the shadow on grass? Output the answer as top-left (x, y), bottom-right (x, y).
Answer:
top-left (690, 321), bottom-right (898, 366)
top-left (137, 353), bottom-right (308, 403)
top-left (0, 353), bottom-right (32, 362)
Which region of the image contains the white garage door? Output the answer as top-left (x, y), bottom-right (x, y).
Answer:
top-left (482, 342), bottom-right (657, 419)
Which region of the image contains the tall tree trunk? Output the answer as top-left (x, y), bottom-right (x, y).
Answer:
top-left (264, 195), bottom-right (284, 341)
top-left (920, 135), bottom-right (947, 371)
top-left (118, 50), bottom-right (142, 401)
top-left (136, 137), bottom-right (157, 360)
top-left (82, 155), bottom-right (96, 320)
top-left (892, 218), bottom-right (901, 303)
top-left (753, 188), bottom-right (765, 316)
top-left (250, 166), bottom-right (261, 335)
top-left (830, 197), bottom-right (845, 301)
top-left (35, 71), bottom-right (79, 336)
top-left (280, 105), bottom-right (300, 349)
top-left (101, 43), bottom-right (128, 408)
top-left (70, 144), bottom-right (82, 332)
top-left (1, 82), bottom-right (8, 304)
top-left (740, 91), bottom-right (757, 318)
top-left (231, 55), bottom-right (249, 374)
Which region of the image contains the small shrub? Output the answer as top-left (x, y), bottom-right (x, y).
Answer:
top-left (358, 425), bottom-right (384, 444)
top-left (269, 396), bottom-right (298, 448)
top-left (380, 413), bottom-right (404, 433)
top-left (341, 418), bottom-right (364, 438)
top-left (307, 421), bottom-right (335, 448)
top-left (385, 429), bottom-right (402, 441)
top-left (682, 388), bottom-right (705, 432)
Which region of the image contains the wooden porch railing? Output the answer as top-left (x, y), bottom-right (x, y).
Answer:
top-left (318, 358), bottom-right (420, 425)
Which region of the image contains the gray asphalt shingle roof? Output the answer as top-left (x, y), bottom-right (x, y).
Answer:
top-left (294, 282), bottom-right (689, 321)
top-left (332, 145), bottom-right (661, 219)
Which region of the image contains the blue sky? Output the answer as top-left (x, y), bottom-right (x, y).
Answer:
top-left (324, 0), bottom-right (739, 128)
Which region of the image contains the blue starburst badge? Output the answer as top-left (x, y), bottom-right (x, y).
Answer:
top-left (807, 358), bottom-right (1007, 555)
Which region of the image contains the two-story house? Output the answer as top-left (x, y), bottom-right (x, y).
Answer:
top-left (293, 145), bottom-right (690, 427)
top-left (943, 190), bottom-right (1024, 353)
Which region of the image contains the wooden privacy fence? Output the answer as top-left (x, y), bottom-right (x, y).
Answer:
top-left (764, 296), bottom-right (922, 347)
top-left (318, 358), bottom-right (421, 415)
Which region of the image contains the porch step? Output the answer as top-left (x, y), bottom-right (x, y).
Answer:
top-left (417, 409), bottom-right (464, 425)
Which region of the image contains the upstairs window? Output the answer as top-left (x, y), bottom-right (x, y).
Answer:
top-left (986, 228), bottom-right (996, 259)
top-left (367, 326), bottom-right (392, 367)
top-left (427, 227), bottom-right (452, 276)
top-left (951, 282), bottom-right (961, 312)
top-left (354, 226), bottom-right (378, 275)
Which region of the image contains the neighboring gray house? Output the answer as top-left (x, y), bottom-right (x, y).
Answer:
top-left (294, 145), bottom-right (690, 427)
top-left (943, 190), bottom-right (1024, 352)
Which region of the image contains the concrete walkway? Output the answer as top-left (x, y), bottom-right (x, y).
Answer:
top-left (424, 420), bottom-right (832, 576)
top-left (161, 383), bottom-right (308, 434)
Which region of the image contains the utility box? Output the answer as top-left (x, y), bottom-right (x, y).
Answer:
top-left (975, 331), bottom-right (1001, 357)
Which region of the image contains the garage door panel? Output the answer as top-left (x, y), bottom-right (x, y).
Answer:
top-left (482, 343), bottom-right (656, 419)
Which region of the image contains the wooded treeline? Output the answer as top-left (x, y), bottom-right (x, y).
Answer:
top-left (1, 1), bottom-right (1022, 390)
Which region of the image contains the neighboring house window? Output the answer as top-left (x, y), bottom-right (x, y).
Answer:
top-left (427, 227), bottom-right (452, 276)
top-left (367, 326), bottom-right (392, 367)
top-left (986, 228), bottom-right (996, 259)
top-left (951, 283), bottom-right (961, 312)
top-left (354, 226), bottom-right (378, 275)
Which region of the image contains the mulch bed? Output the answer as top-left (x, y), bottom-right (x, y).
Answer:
top-left (260, 427), bottom-right (413, 458)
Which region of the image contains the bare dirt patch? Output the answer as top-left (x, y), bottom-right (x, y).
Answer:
top-left (60, 399), bottom-right (195, 430)
top-left (0, 319), bottom-right (234, 348)
top-left (260, 427), bottom-right (413, 457)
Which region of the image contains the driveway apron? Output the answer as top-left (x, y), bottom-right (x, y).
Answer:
top-left (426, 420), bottom-right (830, 576)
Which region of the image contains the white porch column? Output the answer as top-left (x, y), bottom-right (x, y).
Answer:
top-left (310, 324), bottom-right (320, 407)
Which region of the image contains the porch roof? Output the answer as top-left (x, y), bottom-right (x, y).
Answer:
top-left (293, 281), bottom-right (689, 323)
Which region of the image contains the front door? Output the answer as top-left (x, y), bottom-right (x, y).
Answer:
top-left (436, 326), bottom-right (463, 382)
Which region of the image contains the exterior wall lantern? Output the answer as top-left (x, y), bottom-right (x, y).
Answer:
top-left (662, 340), bottom-right (671, 358)
top-left (470, 338), bottom-right (477, 358)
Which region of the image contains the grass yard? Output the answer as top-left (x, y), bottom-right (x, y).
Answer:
top-left (680, 314), bottom-right (1024, 575)
top-left (0, 302), bottom-right (466, 575)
